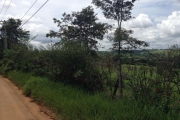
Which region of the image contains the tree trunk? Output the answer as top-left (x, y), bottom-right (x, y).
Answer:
top-left (113, 11), bottom-right (123, 98)
top-left (118, 0), bottom-right (124, 99)
top-left (118, 30), bottom-right (123, 98)
top-left (113, 33), bottom-right (123, 98)
top-left (113, 79), bottom-right (118, 97)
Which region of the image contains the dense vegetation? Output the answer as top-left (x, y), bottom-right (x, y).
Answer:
top-left (1, 0), bottom-right (180, 120)
top-left (0, 70), bottom-right (175, 120)
top-left (1, 46), bottom-right (180, 119)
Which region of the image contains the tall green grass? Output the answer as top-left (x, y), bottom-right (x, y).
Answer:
top-left (5, 70), bottom-right (179, 120)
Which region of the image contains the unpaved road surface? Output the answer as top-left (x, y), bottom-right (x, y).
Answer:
top-left (0, 75), bottom-right (55, 120)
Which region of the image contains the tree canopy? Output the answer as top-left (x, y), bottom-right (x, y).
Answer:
top-left (46, 6), bottom-right (111, 50)
top-left (92, 0), bottom-right (136, 24)
top-left (0, 18), bottom-right (30, 49)
top-left (110, 28), bottom-right (149, 51)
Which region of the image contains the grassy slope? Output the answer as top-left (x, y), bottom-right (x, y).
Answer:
top-left (3, 70), bottom-right (178, 120)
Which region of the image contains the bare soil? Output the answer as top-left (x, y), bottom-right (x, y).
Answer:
top-left (0, 75), bottom-right (56, 120)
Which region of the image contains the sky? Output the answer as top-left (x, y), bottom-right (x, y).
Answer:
top-left (0, 0), bottom-right (180, 50)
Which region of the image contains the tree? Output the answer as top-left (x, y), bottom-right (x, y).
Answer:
top-left (111, 28), bottom-right (148, 50)
top-left (92, 0), bottom-right (149, 98)
top-left (0, 18), bottom-right (30, 49)
top-left (46, 6), bottom-right (111, 50)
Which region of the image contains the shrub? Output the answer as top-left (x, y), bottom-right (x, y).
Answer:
top-left (126, 46), bottom-right (180, 113)
top-left (43, 45), bottom-right (104, 92)
top-left (1, 43), bottom-right (104, 92)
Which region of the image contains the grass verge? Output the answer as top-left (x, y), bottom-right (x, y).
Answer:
top-left (2, 70), bottom-right (179, 120)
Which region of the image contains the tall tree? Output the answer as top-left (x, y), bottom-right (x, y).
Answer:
top-left (0, 18), bottom-right (30, 49)
top-left (110, 28), bottom-right (148, 50)
top-left (92, 0), bottom-right (148, 98)
top-left (46, 6), bottom-right (111, 50)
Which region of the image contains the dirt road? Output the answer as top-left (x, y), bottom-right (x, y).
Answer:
top-left (0, 75), bottom-right (55, 120)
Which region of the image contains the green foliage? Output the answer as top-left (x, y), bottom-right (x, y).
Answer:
top-left (109, 28), bottom-right (149, 50)
top-left (126, 63), bottom-right (180, 113)
top-left (23, 77), bottom-right (45, 96)
top-left (8, 70), bottom-right (32, 88)
top-left (45, 45), bottom-right (103, 92)
top-left (1, 43), bottom-right (103, 92)
top-left (46, 6), bottom-right (111, 50)
top-left (92, 0), bottom-right (136, 21)
top-left (1, 45), bottom-right (38, 72)
top-left (6, 70), bottom-right (178, 120)
top-left (0, 18), bottom-right (30, 49)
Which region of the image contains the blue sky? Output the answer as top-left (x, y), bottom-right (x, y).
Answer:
top-left (0, 0), bottom-right (180, 50)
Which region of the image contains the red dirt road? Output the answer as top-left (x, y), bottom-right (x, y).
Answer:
top-left (0, 75), bottom-right (55, 120)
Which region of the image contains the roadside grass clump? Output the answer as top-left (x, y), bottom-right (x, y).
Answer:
top-left (5, 70), bottom-right (179, 120)
top-left (7, 70), bottom-right (33, 88)
top-left (23, 76), bottom-right (46, 97)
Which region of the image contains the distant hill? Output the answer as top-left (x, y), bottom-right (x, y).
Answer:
top-left (97, 49), bottom-right (166, 56)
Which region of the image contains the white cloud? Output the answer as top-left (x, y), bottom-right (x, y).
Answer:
top-left (0, 0), bottom-right (16, 7)
top-left (126, 11), bottom-right (180, 49)
top-left (22, 0), bottom-right (30, 6)
top-left (157, 11), bottom-right (180, 37)
top-left (173, 0), bottom-right (180, 5)
top-left (29, 40), bottom-right (41, 47)
top-left (23, 23), bottom-right (49, 39)
top-left (21, 16), bottom-right (42, 24)
top-left (154, 16), bottom-right (167, 23)
top-left (124, 14), bottom-right (153, 29)
top-left (3, 14), bottom-right (42, 24)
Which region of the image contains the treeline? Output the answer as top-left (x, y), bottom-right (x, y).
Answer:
top-left (0, 44), bottom-right (105, 92)
top-left (99, 49), bottom-right (180, 67)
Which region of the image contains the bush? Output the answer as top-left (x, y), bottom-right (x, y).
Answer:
top-left (1, 44), bottom-right (104, 92)
top-left (23, 77), bottom-right (45, 96)
top-left (41, 45), bottom-right (104, 92)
